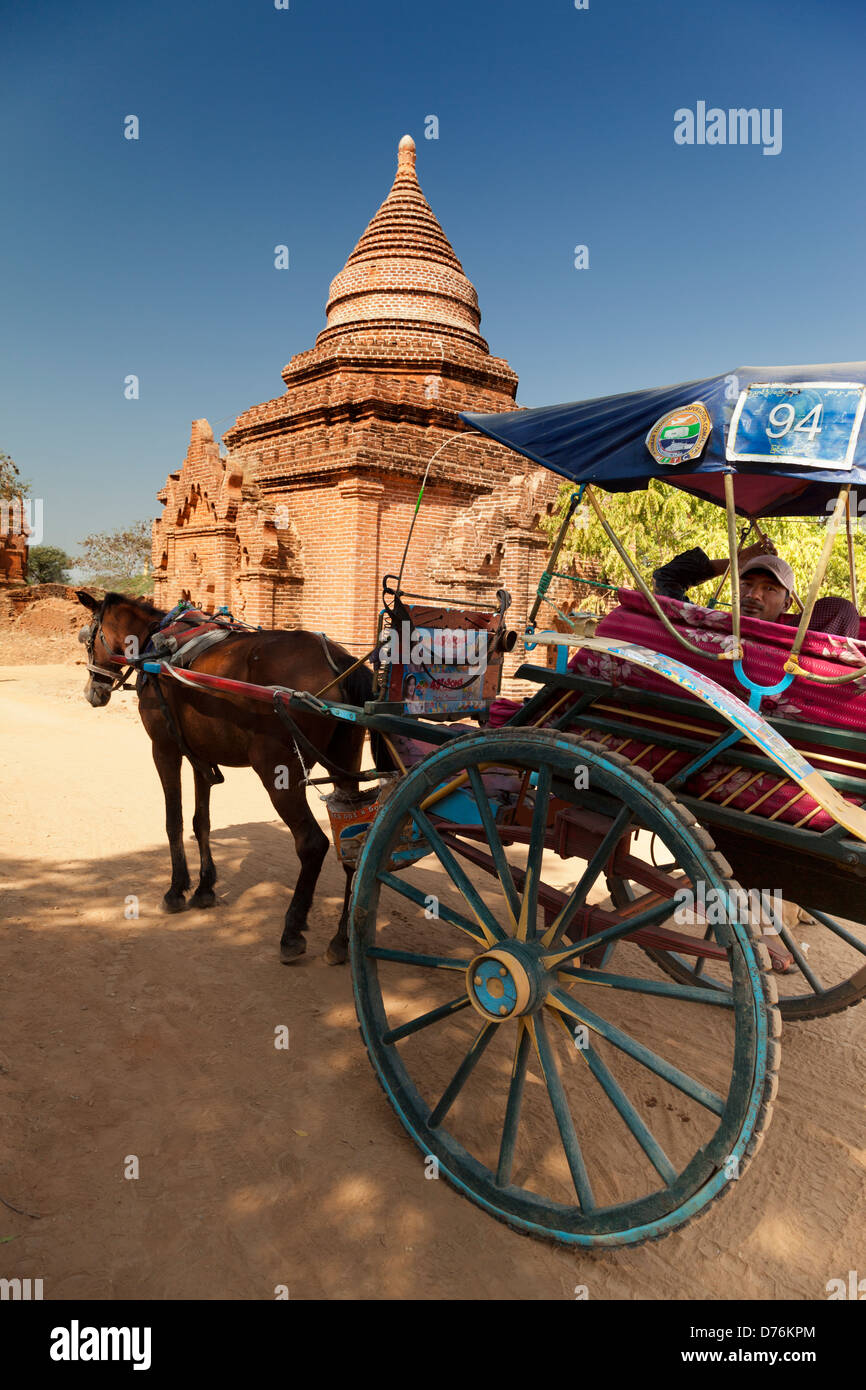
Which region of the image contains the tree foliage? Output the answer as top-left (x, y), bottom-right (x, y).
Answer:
top-left (0, 450), bottom-right (29, 502)
top-left (27, 546), bottom-right (73, 584)
top-left (541, 480), bottom-right (866, 614)
top-left (76, 521), bottom-right (152, 593)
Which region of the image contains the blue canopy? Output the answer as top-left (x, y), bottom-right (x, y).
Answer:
top-left (461, 363), bottom-right (866, 517)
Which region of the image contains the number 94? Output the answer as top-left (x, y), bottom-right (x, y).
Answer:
top-left (766, 401), bottom-right (823, 441)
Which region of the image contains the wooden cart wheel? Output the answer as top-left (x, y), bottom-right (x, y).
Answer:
top-left (349, 730), bottom-right (780, 1247)
top-left (608, 851), bottom-right (866, 1023)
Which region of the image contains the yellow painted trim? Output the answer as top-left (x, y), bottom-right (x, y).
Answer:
top-left (695, 767), bottom-right (739, 800)
top-left (516, 863), bottom-right (534, 942)
top-left (720, 770), bottom-right (763, 807)
top-left (547, 1003), bottom-right (581, 1063)
top-left (466, 948), bottom-right (532, 1020)
top-left (743, 778), bottom-right (788, 814)
top-left (767, 789), bottom-right (807, 822)
top-left (649, 749), bottom-right (678, 777)
top-left (526, 1015), bottom-right (544, 1070)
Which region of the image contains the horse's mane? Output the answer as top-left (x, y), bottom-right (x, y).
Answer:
top-left (103, 592), bottom-right (166, 621)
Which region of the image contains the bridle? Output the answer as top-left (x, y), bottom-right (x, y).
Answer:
top-left (79, 609), bottom-right (157, 692)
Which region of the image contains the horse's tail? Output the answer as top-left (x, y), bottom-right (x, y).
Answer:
top-left (335, 658), bottom-right (397, 774)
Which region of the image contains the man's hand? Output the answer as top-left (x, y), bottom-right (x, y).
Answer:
top-left (738, 538), bottom-right (777, 565)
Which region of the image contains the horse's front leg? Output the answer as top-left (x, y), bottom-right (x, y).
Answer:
top-left (152, 740), bottom-right (190, 912)
top-left (322, 723), bottom-right (368, 965)
top-left (189, 767), bottom-right (218, 909)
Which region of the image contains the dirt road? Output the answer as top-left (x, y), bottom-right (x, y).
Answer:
top-left (1, 663), bottom-right (864, 1299)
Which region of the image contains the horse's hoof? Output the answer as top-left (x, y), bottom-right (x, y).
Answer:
top-left (280, 936), bottom-right (307, 964)
top-left (189, 890), bottom-right (217, 910)
top-left (161, 895), bottom-right (187, 915)
top-left (324, 936), bottom-right (348, 966)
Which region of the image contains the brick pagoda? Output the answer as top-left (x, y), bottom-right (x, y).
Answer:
top-left (152, 135), bottom-right (556, 668)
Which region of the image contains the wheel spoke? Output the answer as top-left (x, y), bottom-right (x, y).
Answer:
top-left (768, 914), bottom-right (825, 993)
top-left (383, 994), bottom-right (471, 1045)
top-left (367, 946), bottom-right (471, 972)
top-left (692, 920), bottom-right (715, 977)
top-left (807, 908), bottom-right (866, 958)
top-left (517, 764), bottom-right (552, 942)
top-left (541, 894), bottom-right (681, 970)
top-left (563, 1021), bottom-right (678, 1186)
top-left (557, 965), bottom-right (733, 1007)
top-left (496, 1020), bottom-right (531, 1187)
top-left (547, 988), bottom-right (725, 1116)
top-left (529, 1014), bottom-right (595, 1210)
top-left (428, 1022), bottom-right (498, 1128)
top-left (467, 765), bottom-right (521, 927)
top-left (541, 807), bottom-right (633, 948)
top-left (409, 806), bottom-right (506, 945)
top-left (377, 870), bottom-right (488, 946)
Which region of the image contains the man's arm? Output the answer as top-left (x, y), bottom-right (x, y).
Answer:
top-left (651, 540), bottom-right (776, 602)
top-left (652, 547), bottom-right (719, 601)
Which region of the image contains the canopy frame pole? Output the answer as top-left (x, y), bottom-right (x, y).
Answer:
top-left (785, 485), bottom-right (849, 673)
top-left (582, 486), bottom-right (733, 662)
top-left (847, 490), bottom-right (858, 608)
top-left (528, 490), bottom-right (582, 628)
top-left (707, 518), bottom-right (753, 610)
top-left (723, 473), bottom-right (744, 663)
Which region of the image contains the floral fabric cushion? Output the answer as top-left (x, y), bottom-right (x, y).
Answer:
top-left (571, 589), bottom-right (866, 730)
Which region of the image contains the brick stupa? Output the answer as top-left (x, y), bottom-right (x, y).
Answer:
top-left (152, 136), bottom-right (555, 660)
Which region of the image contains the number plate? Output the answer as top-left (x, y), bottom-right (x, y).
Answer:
top-left (726, 381), bottom-right (866, 469)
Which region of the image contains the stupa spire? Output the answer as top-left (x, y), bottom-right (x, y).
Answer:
top-left (319, 134), bottom-right (486, 346)
top-left (396, 133), bottom-right (417, 174)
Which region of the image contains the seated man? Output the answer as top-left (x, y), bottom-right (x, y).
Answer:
top-left (653, 543), bottom-right (860, 637)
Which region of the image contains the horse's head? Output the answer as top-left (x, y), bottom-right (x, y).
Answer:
top-left (76, 591), bottom-right (163, 707)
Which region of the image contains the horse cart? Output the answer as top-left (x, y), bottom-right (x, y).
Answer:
top-left (81, 363), bottom-right (866, 1248)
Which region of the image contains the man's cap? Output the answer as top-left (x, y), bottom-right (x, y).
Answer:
top-left (739, 554), bottom-right (795, 593)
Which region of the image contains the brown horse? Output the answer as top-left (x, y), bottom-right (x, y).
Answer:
top-left (75, 590), bottom-right (385, 964)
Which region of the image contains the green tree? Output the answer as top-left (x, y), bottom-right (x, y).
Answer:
top-left (27, 545), bottom-right (73, 584)
top-left (541, 479), bottom-right (866, 614)
top-left (76, 520), bottom-right (152, 594)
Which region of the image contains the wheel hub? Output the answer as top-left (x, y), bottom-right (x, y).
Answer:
top-left (466, 944), bottom-right (544, 1020)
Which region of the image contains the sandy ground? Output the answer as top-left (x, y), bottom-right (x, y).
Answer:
top-left (1, 661), bottom-right (865, 1301)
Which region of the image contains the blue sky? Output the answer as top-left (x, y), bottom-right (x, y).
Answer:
top-left (1, 0), bottom-right (863, 552)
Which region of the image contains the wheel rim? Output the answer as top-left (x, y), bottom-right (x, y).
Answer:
top-left (350, 732), bottom-right (778, 1246)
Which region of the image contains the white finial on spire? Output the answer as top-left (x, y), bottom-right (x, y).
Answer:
top-left (397, 133), bottom-right (416, 172)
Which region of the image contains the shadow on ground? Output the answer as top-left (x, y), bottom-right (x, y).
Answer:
top-left (0, 824), bottom-right (863, 1300)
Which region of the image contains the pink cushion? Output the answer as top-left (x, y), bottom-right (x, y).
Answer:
top-left (569, 590), bottom-right (866, 731)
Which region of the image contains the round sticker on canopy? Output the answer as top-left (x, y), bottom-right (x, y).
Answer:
top-left (646, 402), bottom-right (712, 465)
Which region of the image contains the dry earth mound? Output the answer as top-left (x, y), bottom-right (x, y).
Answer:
top-left (0, 584), bottom-right (102, 664)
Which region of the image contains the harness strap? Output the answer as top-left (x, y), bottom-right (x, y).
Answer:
top-left (311, 633), bottom-right (382, 700)
top-left (171, 627), bottom-right (236, 668)
top-left (148, 674), bottom-right (225, 787)
top-left (270, 692), bottom-right (388, 785)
